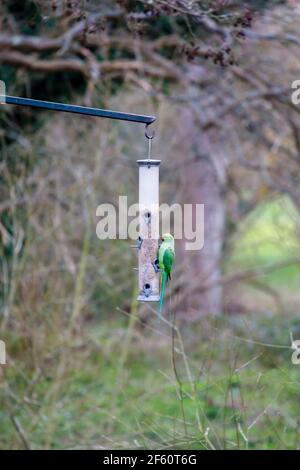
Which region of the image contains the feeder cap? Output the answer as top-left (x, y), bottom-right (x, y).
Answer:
top-left (137, 159), bottom-right (161, 166)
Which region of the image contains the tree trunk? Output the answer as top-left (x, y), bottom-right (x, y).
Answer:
top-left (176, 105), bottom-right (226, 317)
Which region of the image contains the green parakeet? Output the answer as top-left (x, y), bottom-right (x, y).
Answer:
top-left (158, 233), bottom-right (175, 316)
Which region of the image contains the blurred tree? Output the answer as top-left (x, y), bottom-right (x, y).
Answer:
top-left (1, 0), bottom-right (300, 317)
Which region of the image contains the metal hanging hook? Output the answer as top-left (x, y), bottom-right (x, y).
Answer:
top-left (145, 123), bottom-right (155, 140)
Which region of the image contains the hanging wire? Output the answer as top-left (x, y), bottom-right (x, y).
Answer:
top-left (148, 137), bottom-right (152, 160)
top-left (145, 123), bottom-right (155, 160)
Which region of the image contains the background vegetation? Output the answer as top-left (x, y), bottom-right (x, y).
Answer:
top-left (1, 0), bottom-right (300, 450)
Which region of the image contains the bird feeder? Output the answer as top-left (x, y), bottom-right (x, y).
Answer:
top-left (137, 159), bottom-right (161, 302)
top-left (1, 94), bottom-right (159, 303)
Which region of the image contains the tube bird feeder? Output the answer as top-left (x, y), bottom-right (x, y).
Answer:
top-left (137, 159), bottom-right (161, 302)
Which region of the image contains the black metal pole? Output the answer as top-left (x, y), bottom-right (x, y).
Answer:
top-left (4, 95), bottom-right (156, 125)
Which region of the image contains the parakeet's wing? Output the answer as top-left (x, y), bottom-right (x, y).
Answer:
top-left (158, 243), bottom-right (165, 270)
top-left (163, 248), bottom-right (174, 279)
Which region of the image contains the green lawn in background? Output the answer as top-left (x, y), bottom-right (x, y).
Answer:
top-left (229, 196), bottom-right (300, 288)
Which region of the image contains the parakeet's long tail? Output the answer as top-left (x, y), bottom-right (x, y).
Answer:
top-left (159, 271), bottom-right (167, 318)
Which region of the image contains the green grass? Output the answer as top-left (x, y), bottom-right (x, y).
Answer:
top-left (1, 312), bottom-right (300, 450)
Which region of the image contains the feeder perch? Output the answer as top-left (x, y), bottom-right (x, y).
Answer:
top-left (137, 159), bottom-right (161, 302)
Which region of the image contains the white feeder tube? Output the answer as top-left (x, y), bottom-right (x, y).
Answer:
top-left (137, 159), bottom-right (160, 301)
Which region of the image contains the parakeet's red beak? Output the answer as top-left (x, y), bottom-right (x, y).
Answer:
top-left (161, 237), bottom-right (164, 241)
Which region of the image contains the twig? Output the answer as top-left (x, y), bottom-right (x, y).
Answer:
top-left (10, 414), bottom-right (31, 450)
